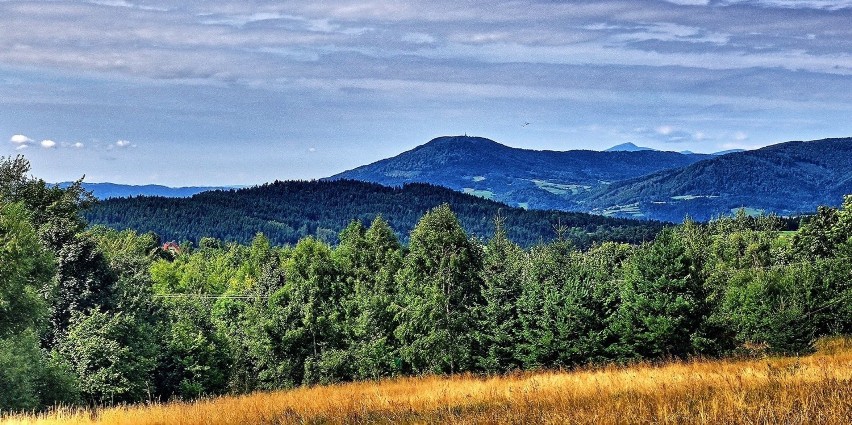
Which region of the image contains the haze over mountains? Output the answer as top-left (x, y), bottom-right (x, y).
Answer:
top-left (330, 136), bottom-right (852, 222)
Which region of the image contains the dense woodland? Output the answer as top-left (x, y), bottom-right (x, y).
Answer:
top-left (84, 179), bottom-right (665, 248)
top-left (2, 155), bottom-right (851, 411)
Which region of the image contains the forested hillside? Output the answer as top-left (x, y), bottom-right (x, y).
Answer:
top-left (328, 136), bottom-right (852, 222)
top-left (584, 137), bottom-right (852, 221)
top-left (2, 155), bottom-right (850, 413)
top-left (328, 136), bottom-right (708, 210)
top-left (84, 179), bottom-right (664, 248)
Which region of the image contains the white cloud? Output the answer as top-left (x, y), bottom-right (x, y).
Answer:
top-left (694, 131), bottom-right (707, 141)
top-left (723, 0), bottom-right (852, 10)
top-left (656, 125), bottom-right (674, 135)
top-left (612, 22), bottom-right (730, 45)
top-left (115, 139), bottom-right (131, 147)
top-left (308, 147), bottom-right (317, 152)
top-left (40, 139), bottom-right (57, 148)
top-left (10, 134), bottom-right (33, 144)
top-left (664, 0), bottom-right (711, 5)
top-left (86, 1), bottom-right (168, 12)
top-left (62, 141), bottom-right (86, 149)
top-left (15, 144), bottom-right (28, 150)
top-left (734, 131), bottom-right (748, 141)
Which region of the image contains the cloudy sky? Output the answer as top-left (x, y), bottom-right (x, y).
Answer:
top-left (2, 0), bottom-right (851, 185)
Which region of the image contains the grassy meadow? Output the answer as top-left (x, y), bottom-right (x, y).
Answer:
top-left (4, 337), bottom-right (851, 425)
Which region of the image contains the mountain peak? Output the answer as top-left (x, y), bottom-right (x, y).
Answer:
top-left (426, 135), bottom-right (502, 147)
top-left (605, 142), bottom-right (655, 152)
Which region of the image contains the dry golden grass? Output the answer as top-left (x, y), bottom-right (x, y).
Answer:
top-left (5, 339), bottom-right (852, 425)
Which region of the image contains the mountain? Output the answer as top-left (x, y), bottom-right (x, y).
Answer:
top-left (582, 137), bottom-right (852, 221)
top-left (328, 136), bottom-right (709, 211)
top-left (606, 142), bottom-right (654, 152)
top-left (84, 180), bottom-right (665, 249)
top-left (58, 182), bottom-right (237, 199)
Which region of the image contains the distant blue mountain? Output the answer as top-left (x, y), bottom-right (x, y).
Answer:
top-left (57, 182), bottom-right (238, 200)
top-left (328, 136), bottom-right (709, 211)
top-left (605, 142), bottom-right (655, 152)
top-left (327, 135), bottom-right (852, 221)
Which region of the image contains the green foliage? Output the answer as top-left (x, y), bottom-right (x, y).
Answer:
top-left (609, 226), bottom-right (715, 360)
top-left (395, 204), bottom-right (483, 374)
top-left (1, 155), bottom-right (94, 249)
top-left (84, 179), bottom-right (665, 249)
top-left (336, 217), bottom-right (403, 380)
top-left (0, 330), bottom-right (79, 412)
top-left (0, 203), bottom-right (52, 338)
top-left (475, 217), bottom-right (524, 373)
top-left (157, 300), bottom-right (229, 399)
top-left (3, 155), bottom-right (852, 411)
top-left (254, 237), bottom-right (349, 386)
top-left (58, 311), bottom-right (158, 405)
top-left (46, 234), bottom-right (117, 344)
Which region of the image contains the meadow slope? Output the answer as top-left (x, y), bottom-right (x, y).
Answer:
top-left (5, 337), bottom-right (851, 425)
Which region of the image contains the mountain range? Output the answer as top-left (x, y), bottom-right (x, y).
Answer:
top-left (74, 135), bottom-right (852, 224)
top-left (328, 136), bottom-right (711, 212)
top-left (329, 136), bottom-right (852, 222)
top-left (57, 182), bottom-right (237, 199)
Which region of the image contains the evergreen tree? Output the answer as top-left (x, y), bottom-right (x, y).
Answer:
top-left (394, 204), bottom-right (483, 374)
top-left (475, 216), bottom-right (524, 373)
top-left (609, 226), bottom-right (714, 360)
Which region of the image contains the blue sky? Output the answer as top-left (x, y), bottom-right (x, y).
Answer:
top-left (2, 0), bottom-right (851, 185)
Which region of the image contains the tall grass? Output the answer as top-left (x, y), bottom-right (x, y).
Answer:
top-left (5, 338), bottom-right (851, 425)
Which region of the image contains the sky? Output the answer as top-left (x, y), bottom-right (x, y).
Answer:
top-left (2, 0), bottom-right (851, 186)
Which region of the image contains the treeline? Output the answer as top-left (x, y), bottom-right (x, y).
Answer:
top-left (1, 155), bottom-right (850, 411)
top-left (83, 179), bottom-right (665, 249)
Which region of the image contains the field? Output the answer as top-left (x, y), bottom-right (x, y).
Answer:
top-left (4, 337), bottom-right (851, 425)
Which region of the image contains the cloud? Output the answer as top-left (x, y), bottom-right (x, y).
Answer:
top-left (85, 1), bottom-right (169, 12)
top-left (723, 1), bottom-right (852, 10)
top-left (40, 139), bottom-right (57, 148)
top-left (664, 0), bottom-right (711, 5)
top-left (15, 144), bottom-right (28, 150)
top-left (61, 141), bottom-right (86, 149)
top-left (115, 140), bottom-right (132, 147)
top-left (734, 131), bottom-right (748, 141)
top-left (10, 134), bottom-right (33, 144)
top-left (633, 125), bottom-right (696, 144)
top-left (610, 23), bottom-right (730, 45)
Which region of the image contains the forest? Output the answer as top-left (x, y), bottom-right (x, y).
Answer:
top-left (83, 178), bottom-right (666, 249)
top-left (1, 155), bottom-right (850, 411)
